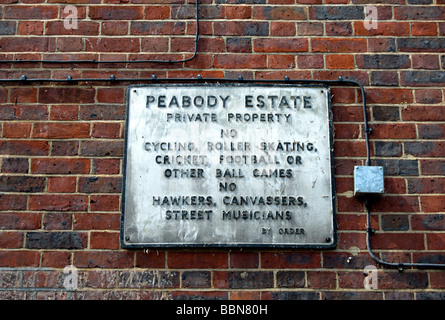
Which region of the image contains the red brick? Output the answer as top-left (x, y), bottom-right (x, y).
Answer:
top-left (230, 252), bottom-right (259, 268)
top-left (74, 213), bottom-right (121, 230)
top-left (85, 38), bottom-right (139, 53)
top-left (89, 5), bottom-right (143, 20)
top-left (297, 55), bottom-right (323, 69)
top-left (270, 21), bottom-right (296, 36)
top-left (370, 233), bottom-right (425, 250)
top-left (47, 177), bottom-right (76, 193)
top-left (17, 21), bottom-right (44, 35)
top-left (252, 6), bottom-right (306, 20)
top-left (254, 38), bottom-right (308, 53)
top-left (297, 22), bottom-right (323, 36)
top-left (0, 231), bottom-right (23, 248)
top-left (144, 5), bottom-right (170, 19)
top-left (421, 196), bottom-right (445, 213)
top-left (367, 88), bottom-right (413, 104)
top-left (101, 21), bottom-right (128, 36)
top-left (9, 88), bottom-right (38, 104)
top-left (168, 252), bottom-right (228, 269)
top-left (33, 123), bottom-right (90, 139)
top-left (225, 5), bottom-right (251, 19)
top-left (415, 89), bottom-right (442, 104)
top-left (333, 141), bottom-right (368, 157)
top-left (31, 158), bottom-right (90, 174)
top-left (372, 196), bottom-right (420, 213)
top-left (93, 159), bottom-right (120, 175)
top-left (354, 21), bottom-right (409, 36)
top-left (261, 252), bottom-right (321, 268)
top-left (0, 212), bottom-right (41, 230)
top-left (326, 54), bottom-right (354, 69)
top-left (412, 22), bottom-right (438, 36)
top-left (96, 88), bottom-right (125, 103)
top-left (3, 123), bottom-right (32, 138)
top-left (213, 54), bottom-right (267, 69)
top-left (90, 195), bottom-right (120, 212)
top-left (41, 251), bottom-right (71, 268)
top-left (136, 251), bottom-right (166, 268)
top-left (74, 251), bottom-right (134, 268)
top-left (46, 21), bottom-right (99, 36)
top-left (430, 272), bottom-right (445, 289)
top-left (213, 21), bottom-right (268, 36)
top-left (50, 105), bottom-right (78, 121)
top-left (427, 234), bottom-right (445, 250)
top-left (307, 271), bottom-right (336, 289)
top-left (141, 37), bottom-right (169, 52)
top-left (268, 55), bottom-right (295, 69)
top-left (4, 5), bottom-right (58, 19)
top-left (39, 87), bottom-right (95, 104)
top-left (29, 195), bottom-right (88, 212)
top-left (0, 140), bottom-right (49, 156)
top-left (370, 123), bottom-right (416, 139)
top-left (402, 106), bottom-right (445, 122)
top-left (0, 38), bottom-right (52, 52)
top-left (92, 122), bottom-right (121, 139)
top-left (311, 38), bottom-right (367, 53)
top-left (90, 231), bottom-right (120, 249)
top-left (0, 251), bottom-right (40, 267)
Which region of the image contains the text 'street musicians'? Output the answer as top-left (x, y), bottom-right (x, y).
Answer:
top-left (121, 84), bottom-right (336, 248)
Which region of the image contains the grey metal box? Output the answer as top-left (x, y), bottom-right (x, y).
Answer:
top-left (354, 166), bottom-right (384, 195)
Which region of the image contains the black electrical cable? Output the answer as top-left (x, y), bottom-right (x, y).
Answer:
top-left (0, 73), bottom-right (444, 270)
top-left (1, 1), bottom-right (199, 65)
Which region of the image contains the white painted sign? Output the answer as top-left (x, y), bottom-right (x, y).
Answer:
top-left (121, 84), bottom-right (336, 248)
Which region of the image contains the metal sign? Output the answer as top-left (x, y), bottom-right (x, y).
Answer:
top-left (121, 84), bottom-right (336, 248)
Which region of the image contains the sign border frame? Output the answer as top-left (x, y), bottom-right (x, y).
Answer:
top-left (120, 83), bottom-right (337, 249)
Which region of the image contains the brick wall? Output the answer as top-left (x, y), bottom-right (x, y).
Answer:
top-left (0, 0), bottom-right (444, 300)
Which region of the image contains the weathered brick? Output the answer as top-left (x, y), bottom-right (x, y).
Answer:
top-left (253, 6), bottom-right (306, 20)
top-left (39, 87), bottom-right (95, 104)
top-left (89, 6), bottom-right (143, 20)
top-left (381, 214), bottom-right (409, 231)
top-left (80, 140), bottom-right (124, 157)
top-left (405, 142), bottom-right (445, 157)
top-left (356, 54), bottom-right (410, 69)
top-left (29, 195), bottom-right (88, 212)
top-left (181, 271), bottom-right (211, 288)
top-left (375, 141), bottom-right (402, 157)
top-left (310, 5), bottom-right (364, 20)
top-left (0, 176), bottom-right (45, 193)
top-left (394, 6), bottom-right (445, 20)
top-left (311, 38), bottom-right (367, 53)
top-left (214, 21), bottom-right (268, 36)
top-left (261, 252), bottom-right (321, 268)
top-left (0, 21), bottom-right (16, 35)
top-left (25, 232), bottom-right (87, 249)
top-left (74, 251), bottom-right (134, 268)
top-left (73, 213), bottom-right (120, 231)
top-left (213, 271), bottom-right (274, 289)
top-left (375, 159), bottom-right (419, 176)
top-left (168, 252), bottom-right (228, 269)
top-left (78, 177), bottom-right (122, 193)
top-left (412, 214), bottom-right (445, 231)
top-left (0, 140), bottom-right (49, 156)
top-left (253, 38), bottom-right (308, 53)
top-left (398, 38), bottom-right (445, 52)
top-left (401, 71), bottom-right (445, 86)
top-left (31, 158), bottom-right (90, 174)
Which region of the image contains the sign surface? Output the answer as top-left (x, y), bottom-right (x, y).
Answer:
top-left (121, 84), bottom-right (336, 248)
